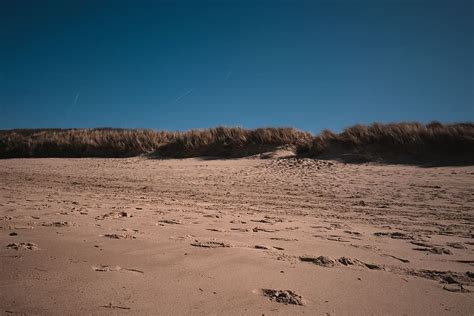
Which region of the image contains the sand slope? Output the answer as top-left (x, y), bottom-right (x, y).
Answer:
top-left (0, 157), bottom-right (473, 315)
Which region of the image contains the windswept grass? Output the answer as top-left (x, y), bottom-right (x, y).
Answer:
top-left (154, 127), bottom-right (312, 158)
top-left (1, 122), bottom-right (473, 164)
top-left (0, 127), bottom-right (311, 159)
top-left (0, 128), bottom-right (177, 158)
top-left (297, 122), bottom-right (474, 164)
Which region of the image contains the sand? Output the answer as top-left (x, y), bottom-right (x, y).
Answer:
top-left (0, 157), bottom-right (473, 315)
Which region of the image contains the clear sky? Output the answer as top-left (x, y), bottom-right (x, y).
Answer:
top-left (1, 0), bottom-right (473, 132)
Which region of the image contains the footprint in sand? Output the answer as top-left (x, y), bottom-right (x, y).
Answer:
top-left (344, 230), bottom-right (362, 236)
top-left (263, 215), bottom-right (287, 223)
top-left (230, 227), bottom-right (250, 232)
top-left (230, 220), bottom-right (247, 224)
top-left (6, 242), bottom-right (39, 250)
top-left (254, 245), bottom-right (285, 251)
top-left (443, 284), bottom-right (472, 293)
top-left (446, 242), bottom-right (467, 249)
top-left (300, 256), bottom-right (473, 288)
top-left (102, 233), bottom-right (136, 239)
top-left (410, 240), bottom-right (435, 247)
top-left (374, 231), bottom-right (413, 240)
top-left (92, 265), bottom-right (121, 272)
top-left (412, 247), bottom-right (453, 255)
top-left (270, 237), bottom-right (298, 242)
top-left (300, 255), bottom-right (336, 267)
top-left (159, 219), bottom-right (182, 225)
top-left (254, 245), bottom-right (272, 250)
top-left (411, 270), bottom-right (474, 286)
top-left (299, 255), bottom-right (383, 270)
top-left (203, 214), bottom-right (222, 218)
top-left (91, 265), bottom-right (144, 273)
top-left (190, 240), bottom-right (232, 248)
top-left (121, 228), bottom-right (139, 233)
top-left (100, 303), bottom-right (131, 310)
top-left (42, 221), bottom-right (71, 227)
top-left (311, 225), bottom-right (334, 231)
top-left (313, 234), bottom-right (350, 243)
top-left (251, 219), bottom-right (274, 224)
top-left (95, 211), bottom-right (131, 221)
top-left (252, 227), bottom-right (278, 233)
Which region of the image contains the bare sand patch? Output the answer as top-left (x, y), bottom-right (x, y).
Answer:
top-left (0, 157), bottom-right (473, 314)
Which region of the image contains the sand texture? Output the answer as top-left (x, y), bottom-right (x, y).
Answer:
top-left (0, 157), bottom-right (473, 315)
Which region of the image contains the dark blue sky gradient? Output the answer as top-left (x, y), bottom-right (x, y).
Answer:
top-left (1, 0), bottom-right (473, 132)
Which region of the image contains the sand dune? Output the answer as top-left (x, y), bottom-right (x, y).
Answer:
top-left (2, 123), bottom-right (473, 165)
top-left (1, 157), bottom-right (473, 315)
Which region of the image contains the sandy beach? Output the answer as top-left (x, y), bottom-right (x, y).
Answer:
top-left (1, 157), bottom-right (473, 315)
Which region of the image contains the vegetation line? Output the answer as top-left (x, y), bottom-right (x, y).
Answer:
top-left (1, 122), bottom-right (473, 165)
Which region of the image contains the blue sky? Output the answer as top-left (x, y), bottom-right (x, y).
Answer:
top-left (1, 0), bottom-right (472, 132)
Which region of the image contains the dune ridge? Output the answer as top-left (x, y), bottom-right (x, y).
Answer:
top-left (1, 122), bottom-right (473, 164)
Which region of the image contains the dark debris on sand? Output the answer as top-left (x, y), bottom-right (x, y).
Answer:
top-left (262, 289), bottom-right (305, 306)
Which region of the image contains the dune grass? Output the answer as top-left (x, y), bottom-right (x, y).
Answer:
top-left (0, 127), bottom-right (310, 159)
top-left (297, 122), bottom-right (474, 164)
top-left (0, 128), bottom-right (176, 158)
top-left (1, 122), bottom-right (473, 164)
top-left (154, 127), bottom-right (312, 158)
